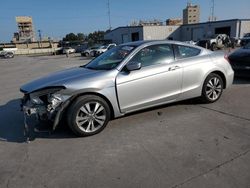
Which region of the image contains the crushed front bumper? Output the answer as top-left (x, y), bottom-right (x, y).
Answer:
top-left (21, 98), bottom-right (53, 140)
top-left (20, 94), bottom-right (70, 139)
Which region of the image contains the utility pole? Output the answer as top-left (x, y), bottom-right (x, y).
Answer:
top-left (210, 0), bottom-right (215, 21)
top-left (37, 29), bottom-right (42, 48)
top-left (107, 0), bottom-right (112, 30)
top-left (38, 29), bottom-right (42, 41)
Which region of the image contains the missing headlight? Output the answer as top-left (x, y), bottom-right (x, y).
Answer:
top-left (30, 96), bottom-right (44, 105)
top-left (47, 94), bottom-right (63, 111)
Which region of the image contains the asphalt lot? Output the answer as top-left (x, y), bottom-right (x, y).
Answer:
top-left (0, 54), bottom-right (249, 188)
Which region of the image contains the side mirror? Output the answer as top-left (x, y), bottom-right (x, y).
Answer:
top-left (126, 62), bottom-right (142, 71)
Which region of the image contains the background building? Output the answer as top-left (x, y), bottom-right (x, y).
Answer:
top-left (183, 3), bottom-right (200, 24)
top-left (14, 16), bottom-right (35, 42)
top-left (180, 19), bottom-right (250, 41)
top-left (104, 19), bottom-right (250, 44)
top-left (166, 18), bottom-right (183, 26)
top-left (104, 25), bottom-right (180, 44)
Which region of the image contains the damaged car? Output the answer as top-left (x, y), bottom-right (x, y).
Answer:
top-left (20, 40), bottom-right (234, 137)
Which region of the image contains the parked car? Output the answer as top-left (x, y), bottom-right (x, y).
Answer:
top-left (62, 47), bottom-right (76, 54)
top-left (20, 40), bottom-right (234, 137)
top-left (184, 41), bottom-right (197, 45)
top-left (228, 42), bottom-right (250, 77)
top-left (197, 34), bottom-right (232, 51)
top-left (230, 37), bottom-right (242, 47)
top-left (75, 43), bottom-right (88, 53)
top-left (95, 43), bottom-right (117, 56)
top-left (240, 33), bottom-right (250, 47)
top-left (0, 50), bottom-right (14, 58)
top-left (81, 46), bottom-right (99, 57)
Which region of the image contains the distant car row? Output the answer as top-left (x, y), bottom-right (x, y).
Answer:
top-left (195, 34), bottom-right (237, 51)
top-left (81, 43), bottom-right (116, 57)
top-left (62, 47), bottom-right (76, 54)
top-left (186, 33), bottom-right (250, 51)
top-left (59, 43), bottom-right (117, 57)
top-left (61, 33), bottom-right (250, 56)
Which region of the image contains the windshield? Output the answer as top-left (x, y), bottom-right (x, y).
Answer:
top-left (84, 45), bottom-right (136, 70)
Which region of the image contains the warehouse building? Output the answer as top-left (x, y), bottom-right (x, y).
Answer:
top-left (104, 25), bottom-right (180, 44)
top-left (180, 19), bottom-right (250, 41)
top-left (104, 19), bottom-right (250, 44)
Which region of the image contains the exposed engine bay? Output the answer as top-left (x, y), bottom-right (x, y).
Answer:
top-left (21, 87), bottom-right (71, 138)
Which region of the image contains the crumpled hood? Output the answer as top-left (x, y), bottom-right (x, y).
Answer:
top-left (20, 67), bottom-right (100, 93)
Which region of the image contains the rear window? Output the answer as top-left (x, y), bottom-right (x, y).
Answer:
top-left (176, 45), bottom-right (201, 59)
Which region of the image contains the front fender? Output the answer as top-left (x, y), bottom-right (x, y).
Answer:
top-left (53, 86), bottom-right (123, 130)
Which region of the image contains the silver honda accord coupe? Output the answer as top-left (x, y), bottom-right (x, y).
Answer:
top-left (20, 40), bottom-right (234, 136)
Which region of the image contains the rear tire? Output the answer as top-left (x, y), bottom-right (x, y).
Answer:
top-left (67, 95), bottom-right (111, 137)
top-left (200, 73), bottom-right (224, 103)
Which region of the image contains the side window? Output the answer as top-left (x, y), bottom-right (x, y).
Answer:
top-left (176, 45), bottom-right (201, 59)
top-left (129, 44), bottom-right (174, 68)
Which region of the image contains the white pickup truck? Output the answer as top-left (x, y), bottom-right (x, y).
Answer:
top-left (95, 43), bottom-right (116, 56)
top-left (0, 48), bottom-right (17, 58)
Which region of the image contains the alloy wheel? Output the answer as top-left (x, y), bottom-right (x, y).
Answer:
top-left (76, 102), bottom-right (106, 133)
top-left (205, 77), bottom-right (222, 101)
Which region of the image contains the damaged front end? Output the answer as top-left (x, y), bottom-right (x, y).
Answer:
top-left (21, 87), bottom-right (71, 133)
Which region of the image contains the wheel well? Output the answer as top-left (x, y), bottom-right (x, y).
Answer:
top-left (67, 92), bottom-right (115, 119)
top-left (211, 71), bottom-right (227, 89)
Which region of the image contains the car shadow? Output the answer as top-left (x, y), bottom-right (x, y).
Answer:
top-left (0, 99), bottom-right (75, 143)
top-left (0, 97), bottom-right (200, 143)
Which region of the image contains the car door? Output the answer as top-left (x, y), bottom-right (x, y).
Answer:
top-left (116, 44), bottom-right (183, 113)
top-left (174, 44), bottom-right (207, 99)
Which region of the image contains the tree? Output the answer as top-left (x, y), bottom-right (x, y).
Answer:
top-left (87, 31), bottom-right (105, 46)
top-left (63, 33), bottom-right (86, 41)
top-left (62, 31), bottom-right (106, 45)
top-left (77, 33), bottom-right (85, 41)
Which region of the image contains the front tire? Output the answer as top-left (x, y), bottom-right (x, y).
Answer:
top-left (67, 95), bottom-right (111, 136)
top-left (201, 73), bottom-right (224, 103)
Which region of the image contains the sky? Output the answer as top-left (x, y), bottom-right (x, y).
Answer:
top-left (0, 0), bottom-right (250, 42)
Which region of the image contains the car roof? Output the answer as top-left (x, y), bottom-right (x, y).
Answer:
top-left (120, 40), bottom-right (206, 50)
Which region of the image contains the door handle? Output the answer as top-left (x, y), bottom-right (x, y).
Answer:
top-left (168, 66), bottom-right (180, 71)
